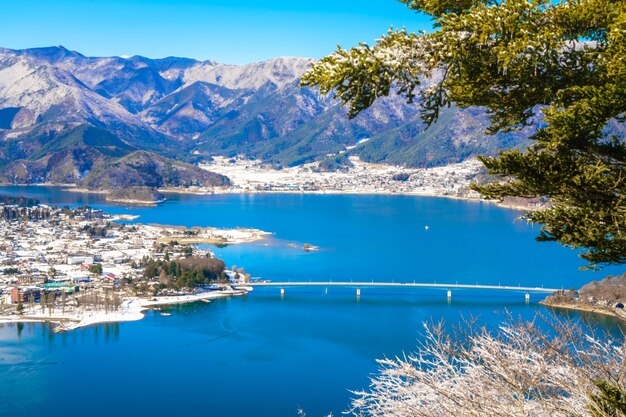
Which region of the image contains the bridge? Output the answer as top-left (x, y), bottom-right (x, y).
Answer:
top-left (243, 281), bottom-right (561, 302)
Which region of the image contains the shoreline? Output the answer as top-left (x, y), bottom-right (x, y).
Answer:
top-left (156, 236), bottom-right (266, 245)
top-left (0, 289), bottom-right (249, 333)
top-left (110, 187), bottom-right (537, 212)
top-left (150, 224), bottom-right (271, 245)
top-left (159, 184), bottom-right (543, 211)
top-left (5, 292), bottom-right (624, 333)
top-left (0, 182), bottom-right (535, 212)
top-left (106, 197), bottom-right (166, 206)
top-left (540, 300), bottom-right (626, 323)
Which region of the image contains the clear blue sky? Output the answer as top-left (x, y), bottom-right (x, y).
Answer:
top-left (0, 0), bottom-right (432, 64)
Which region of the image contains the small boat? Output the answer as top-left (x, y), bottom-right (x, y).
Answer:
top-left (200, 299), bottom-right (211, 303)
top-left (160, 312), bottom-right (171, 316)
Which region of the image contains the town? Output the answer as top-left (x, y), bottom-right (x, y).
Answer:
top-left (0, 197), bottom-right (267, 331)
top-left (198, 156), bottom-right (486, 196)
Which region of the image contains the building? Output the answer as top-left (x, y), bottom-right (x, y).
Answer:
top-left (10, 287), bottom-right (41, 304)
top-left (67, 255), bottom-right (95, 265)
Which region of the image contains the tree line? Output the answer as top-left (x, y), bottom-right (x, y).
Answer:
top-left (142, 255), bottom-right (227, 290)
top-left (1, 206), bottom-right (52, 222)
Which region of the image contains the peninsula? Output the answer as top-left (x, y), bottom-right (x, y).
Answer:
top-left (542, 274), bottom-right (626, 323)
top-left (0, 197), bottom-right (266, 332)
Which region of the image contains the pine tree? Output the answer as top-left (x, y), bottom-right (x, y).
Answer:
top-left (301, 0), bottom-right (626, 269)
top-left (590, 380), bottom-right (626, 417)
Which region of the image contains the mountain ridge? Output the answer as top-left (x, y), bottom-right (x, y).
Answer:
top-left (0, 45), bottom-right (537, 188)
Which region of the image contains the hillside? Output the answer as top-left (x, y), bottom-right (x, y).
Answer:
top-left (79, 150), bottom-right (231, 190)
top-left (0, 125), bottom-right (134, 184)
top-left (0, 124), bottom-right (229, 191)
top-left (106, 186), bottom-right (165, 204)
top-left (542, 274), bottom-right (626, 323)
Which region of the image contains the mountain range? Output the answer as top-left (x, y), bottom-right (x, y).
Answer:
top-left (0, 45), bottom-right (538, 189)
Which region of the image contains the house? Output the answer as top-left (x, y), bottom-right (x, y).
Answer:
top-left (10, 287), bottom-right (41, 303)
top-left (104, 273), bottom-right (117, 281)
top-left (67, 255), bottom-right (95, 265)
top-left (17, 275), bottom-right (47, 284)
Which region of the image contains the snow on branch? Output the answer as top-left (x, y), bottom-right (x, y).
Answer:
top-left (347, 315), bottom-right (625, 417)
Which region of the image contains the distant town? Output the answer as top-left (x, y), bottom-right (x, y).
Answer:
top-left (199, 156), bottom-right (485, 196)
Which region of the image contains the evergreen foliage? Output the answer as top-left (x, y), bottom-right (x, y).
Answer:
top-left (79, 150), bottom-right (231, 190)
top-left (301, 0), bottom-right (626, 269)
top-left (142, 256), bottom-right (226, 290)
top-left (88, 264), bottom-right (103, 276)
top-left (0, 195), bottom-right (40, 207)
top-left (590, 380), bottom-right (626, 417)
top-left (1, 205), bottom-right (52, 222)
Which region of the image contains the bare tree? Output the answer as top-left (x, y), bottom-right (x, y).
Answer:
top-left (47, 292), bottom-right (55, 315)
top-left (349, 316), bottom-right (625, 417)
top-left (28, 292), bottom-right (34, 313)
top-left (104, 288), bottom-right (110, 314)
top-left (40, 293), bottom-right (46, 315)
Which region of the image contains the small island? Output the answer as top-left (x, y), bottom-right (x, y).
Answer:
top-left (106, 186), bottom-right (165, 205)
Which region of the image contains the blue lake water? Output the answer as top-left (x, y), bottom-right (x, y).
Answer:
top-left (0, 187), bottom-right (624, 417)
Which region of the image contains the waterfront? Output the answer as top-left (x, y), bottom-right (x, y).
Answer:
top-left (0, 188), bottom-right (625, 417)
top-left (0, 186), bottom-right (619, 286)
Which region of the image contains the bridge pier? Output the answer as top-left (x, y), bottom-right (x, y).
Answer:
top-left (244, 282), bottom-right (558, 301)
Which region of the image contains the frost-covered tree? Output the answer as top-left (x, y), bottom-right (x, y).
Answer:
top-left (301, 0), bottom-right (626, 269)
top-left (347, 317), bottom-right (626, 417)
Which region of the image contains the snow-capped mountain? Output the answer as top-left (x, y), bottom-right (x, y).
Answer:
top-left (180, 57), bottom-right (316, 90)
top-left (0, 49), bottom-right (145, 130)
top-left (0, 45), bottom-right (533, 185)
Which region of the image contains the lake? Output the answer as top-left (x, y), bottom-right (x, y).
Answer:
top-left (0, 187), bottom-right (624, 417)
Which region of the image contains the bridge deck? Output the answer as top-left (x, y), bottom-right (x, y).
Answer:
top-left (245, 281), bottom-right (559, 293)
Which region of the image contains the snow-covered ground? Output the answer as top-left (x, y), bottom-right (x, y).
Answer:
top-left (0, 289), bottom-right (248, 332)
top-left (199, 156), bottom-right (483, 197)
